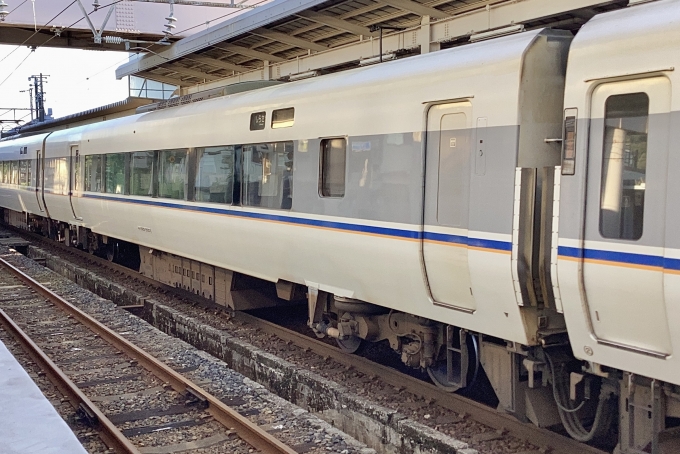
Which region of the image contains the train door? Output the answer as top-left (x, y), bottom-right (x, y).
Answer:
top-left (39, 133), bottom-right (51, 218)
top-left (35, 149), bottom-right (44, 212)
top-left (581, 77), bottom-right (672, 356)
top-left (422, 101), bottom-right (475, 311)
top-left (69, 145), bottom-right (80, 219)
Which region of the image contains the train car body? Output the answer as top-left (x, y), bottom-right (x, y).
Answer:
top-left (555, 3), bottom-right (680, 449)
top-left (0, 27), bottom-right (571, 346)
top-left (1, 1), bottom-right (680, 452)
top-left (559, 0), bottom-right (680, 390)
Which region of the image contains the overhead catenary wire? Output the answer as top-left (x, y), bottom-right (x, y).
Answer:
top-left (0, 0), bottom-right (262, 93)
top-left (84, 55), bottom-right (132, 81)
top-left (0, 50), bottom-right (34, 89)
top-left (5, 0), bottom-right (29, 19)
top-left (0, 0), bottom-right (77, 64)
top-left (0, 0), bottom-right (123, 89)
top-left (173, 0), bottom-right (266, 36)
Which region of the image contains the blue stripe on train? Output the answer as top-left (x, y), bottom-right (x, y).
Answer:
top-left (422, 231), bottom-right (513, 251)
top-left (81, 193), bottom-right (513, 252)
top-left (558, 245), bottom-right (680, 271)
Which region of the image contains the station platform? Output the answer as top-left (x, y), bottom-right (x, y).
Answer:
top-left (0, 338), bottom-right (88, 454)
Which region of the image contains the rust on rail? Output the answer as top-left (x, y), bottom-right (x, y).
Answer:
top-left (0, 307), bottom-right (140, 454)
top-left (0, 256), bottom-right (297, 454)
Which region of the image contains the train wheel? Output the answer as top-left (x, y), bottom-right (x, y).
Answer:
top-left (427, 335), bottom-right (480, 392)
top-left (427, 364), bottom-right (465, 392)
top-left (336, 336), bottom-right (362, 354)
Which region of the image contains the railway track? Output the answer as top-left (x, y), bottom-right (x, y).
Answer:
top-left (0, 255), bottom-right (297, 454)
top-left (6, 226), bottom-right (610, 454)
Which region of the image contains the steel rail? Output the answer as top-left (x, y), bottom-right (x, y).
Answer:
top-left (7, 228), bottom-right (609, 454)
top-left (235, 312), bottom-right (610, 454)
top-left (0, 256), bottom-right (297, 454)
top-left (0, 309), bottom-right (140, 454)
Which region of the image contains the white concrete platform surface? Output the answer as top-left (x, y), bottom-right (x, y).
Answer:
top-left (0, 338), bottom-right (88, 454)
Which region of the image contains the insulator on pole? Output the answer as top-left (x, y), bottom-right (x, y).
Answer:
top-left (0, 1), bottom-right (10, 22)
top-left (92, 0), bottom-right (100, 11)
top-left (103, 35), bottom-right (124, 44)
top-left (161, 1), bottom-right (177, 39)
top-left (164, 16), bottom-right (177, 37)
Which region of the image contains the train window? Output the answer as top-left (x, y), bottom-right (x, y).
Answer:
top-left (319, 138), bottom-right (346, 197)
top-left (10, 161), bottom-right (19, 185)
top-left (0, 162), bottom-right (5, 183)
top-left (271, 108), bottom-right (294, 129)
top-left (158, 149), bottom-right (188, 200)
top-left (105, 153), bottom-right (126, 194)
top-left (27, 160), bottom-right (32, 187)
top-left (130, 151), bottom-right (154, 197)
top-left (2, 161), bottom-right (9, 184)
top-left (599, 92), bottom-right (648, 240)
top-left (19, 160), bottom-right (29, 186)
top-left (242, 141), bottom-right (294, 209)
top-left (84, 155), bottom-right (103, 192)
top-left (437, 112), bottom-right (470, 227)
top-left (250, 112), bottom-right (266, 131)
top-left (44, 158), bottom-right (68, 194)
top-left (195, 146), bottom-right (235, 204)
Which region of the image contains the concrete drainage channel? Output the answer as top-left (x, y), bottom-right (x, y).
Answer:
top-left (27, 246), bottom-right (476, 454)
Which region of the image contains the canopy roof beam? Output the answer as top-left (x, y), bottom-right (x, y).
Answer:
top-left (211, 43), bottom-right (286, 62)
top-left (190, 55), bottom-right (253, 72)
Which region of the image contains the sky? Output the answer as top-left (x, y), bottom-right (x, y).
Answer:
top-left (0, 0), bottom-right (266, 132)
top-left (0, 44), bottom-right (131, 129)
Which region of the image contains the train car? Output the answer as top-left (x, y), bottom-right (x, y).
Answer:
top-left (557, 1), bottom-right (680, 451)
top-left (1, 0), bottom-right (679, 452)
top-left (0, 133), bottom-right (45, 220)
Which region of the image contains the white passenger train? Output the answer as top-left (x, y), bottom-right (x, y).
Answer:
top-left (1, 0), bottom-right (679, 451)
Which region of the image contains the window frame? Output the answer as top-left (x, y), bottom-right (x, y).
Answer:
top-left (129, 151), bottom-right (155, 197)
top-left (84, 154), bottom-right (104, 192)
top-left (598, 91), bottom-right (649, 241)
top-left (19, 159), bottom-right (30, 187)
top-left (104, 153), bottom-right (128, 195)
top-left (156, 148), bottom-right (189, 201)
top-left (194, 145), bottom-right (236, 205)
top-left (271, 108), bottom-right (295, 129)
top-left (241, 141), bottom-right (294, 210)
top-left (318, 137), bottom-right (347, 198)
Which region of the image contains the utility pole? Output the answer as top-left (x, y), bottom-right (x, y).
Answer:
top-left (19, 87), bottom-right (34, 121)
top-left (28, 73), bottom-right (49, 122)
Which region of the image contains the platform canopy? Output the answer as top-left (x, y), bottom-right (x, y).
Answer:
top-left (0, 0), bottom-right (259, 51)
top-left (115, 0), bottom-right (628, 90)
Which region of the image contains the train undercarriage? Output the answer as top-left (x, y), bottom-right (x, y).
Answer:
top-left (5, 208), bottom-right (680, 454)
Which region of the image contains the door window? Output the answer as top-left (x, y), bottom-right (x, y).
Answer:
top-left (437, 112), bottom-right (469, 227)
top-left (599, 93), bottom-right (648, 240)
top-left (319, 138), bottom-right (346, 198)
